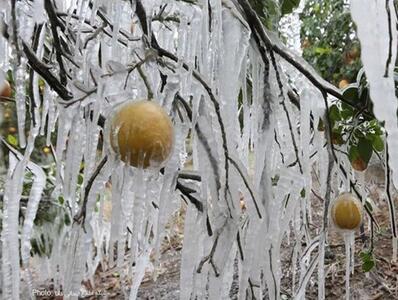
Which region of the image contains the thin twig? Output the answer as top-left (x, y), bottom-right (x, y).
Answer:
top-left (196, 234), bottom-right (220, 276)
top-left (73, 155), bottom-right (109, 231)
top-left (21, 40), bottom-right (73, 100)
top-left (236, 0), bottom-right (359, 109)
top-left (45, 0), bottom-right (68, 85)
top-left (384, 0), bottom-right (393, 77)
top-left (136, 0), bottom-right (232, 212)
top-left (384, 141), bottom-right (397, 238)
top-left (137, 65), bottom-right (154, 99)
top-left (228, 156), bottom-right (262, 218)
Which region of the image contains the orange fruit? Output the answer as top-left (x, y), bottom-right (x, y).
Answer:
top-left (351, 158), bottom-right (367, 172)
top-left (0, 80), bottom-right (11, 99)
top-left (42, 146), bottom-right (51, 154)
top-left (338, 79), bottom-right (349, 89)
top-left (8, 126), bottom-right (17, 134)
top-left (109, 100), bottom-right (174, 169)
top-left (331, 193), bottom-right (363, 230)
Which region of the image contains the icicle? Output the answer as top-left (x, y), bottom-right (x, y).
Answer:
top-left (20, 163), bottom-right (46, 266)
top-left (45, 91), bottom-right (58, 145)
top-left (343, 232), bottom-right (355, 300)
top-left (63, 112), bottom-right (86, 214)
top-left (14, 62), bottom-right (27, 148)
top-left (20, 162), bottom-right (46, 296)
top-left (63, 157), bottom-right (114, 297)
top-left (53, 106), bottom-right (74, 196)
top-left (350, 1), bottom-right (398, 187)
top-left (1, 153), bottom-right (20, 300)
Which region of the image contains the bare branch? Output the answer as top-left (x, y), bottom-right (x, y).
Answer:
top-left (74, 155), bottom-right (109, 231)
top-left (236, 0), bottom-right (357, 108)
top-left (22, 41), bottom-right (73, 100)
top-left (45, 0), bottom-right (68, 85)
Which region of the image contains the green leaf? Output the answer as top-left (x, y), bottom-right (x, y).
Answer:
top-left (342, 84), bottom-right (359, 103)
top-left (360, 251), bottom-right (375, 272)
top-left (358, 138), bottom-right (373, 164)
top-left (7, 134), bottom-right (18, 147)
top-left (58, 196), bottom-right (65, 205)
top-left (329, 104), bottom-right (341, 122)
top-left (281, 0), bottom-right (300, 15)
top-left (340, 106), bottom-right (354, 120)
top-left (300, 188), bottom-right (306, 198)
top-left (64, 213), bottom-right (71, 226)
top-left (364, 199), bottom-right (373, 212)
top-left (362, 259), bottom-right (375, 272)
top-left (371, 135), bottom-right (384, 152)
top-left (314, 47), bottom-right (332, 55)
top-left (348, 145), bottom-right (360, 162)
top-left (77, 174), bottom-right (84, 185)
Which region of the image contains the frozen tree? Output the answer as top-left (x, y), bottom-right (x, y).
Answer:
top-left (0, 0), bottom-right (397, 299)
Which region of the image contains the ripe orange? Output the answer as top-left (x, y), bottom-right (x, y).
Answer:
top-left (338, 79), bottom-right (349, 89)
top-left (331, 193), bottom-right (363, 230)
top-left (351, 158), bottom-right (367, 172)
top-left (8, 126), bottom-right (17, 134)
top-left (42, 146), bottom-right (51, 154)
top-left (0, 80), bottom-right (11, 99)
top-left (109, 100), bottom-right (174, 169)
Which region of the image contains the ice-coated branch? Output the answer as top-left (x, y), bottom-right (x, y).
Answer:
top-left (136, 65), bottom-right (154, 99)
top-left (269, 50), bottom-right (303, 174)
top-left (22, 41), bottom-right (73, 100)
top-left (73, 155), bottom-right (109, 231)
top-left (28, 24), bottom-right (43, 127)
top-left (321, 92), bottom-right (379, 228)
top-left (0, 19), bottom-right (73, 100)
top-left (94, 110), bottom-right (204, 212)
top-left (384, 143), bottom-right (397, 238)
top-left (384, 0), bottom-right (393, 77)
top-left (196, 234), bottom-right (220, 276)
top-left (56, 13), bottom-right (138, 47)
top-left (135, 0), bottom-right (233, 214)
top-left (44, 0), bottom-right (68, 85)
top-left (235, 0), bottom-right (355, 107)
top-left (228, 157), bottom-right (262, 218)
top-left (10, 0), bottom-right (21, 64)
top-left (83, 22), bottom-right (106, 49)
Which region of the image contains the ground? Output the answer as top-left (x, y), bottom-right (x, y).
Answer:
top-left (35, 163), bottom-right (398, 299)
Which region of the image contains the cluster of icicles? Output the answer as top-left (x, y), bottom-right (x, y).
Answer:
top-left (0, 0), bottom-right (397, 299)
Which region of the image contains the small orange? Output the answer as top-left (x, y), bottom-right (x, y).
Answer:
top-left (331, 193), bottom-right (363, 230)
top-left (42, 146), bottom-right (51, 154)
top-left (0, 80), bottom-right (12, 99)
top-left (8, 126), bottom-right (17, 134)
top-left (351, 158), bottom-right (367, 172)
top-left (109, 100), bottom-right (174, 169)
top-left (338, 79), bottom-right (349, 89)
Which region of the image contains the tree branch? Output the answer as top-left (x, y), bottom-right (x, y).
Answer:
top-left (136, 0), bottom-right (233, 214)
top-left (22, 41), bottom-right (73, 100)
top-left (45, 0), bottom-right (68, 85)
top-left (236, 0), bottom-right (356, 107)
